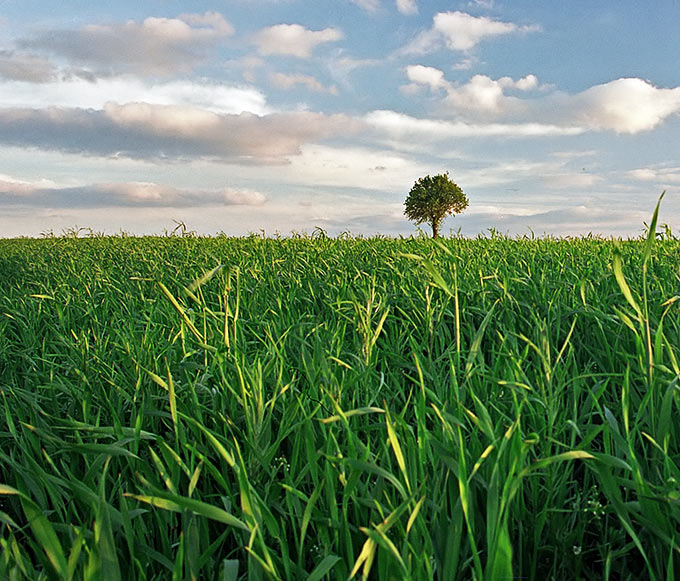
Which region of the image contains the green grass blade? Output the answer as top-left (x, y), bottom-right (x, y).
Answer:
top-left (307, 555), bottom-right (341, 581)
top-left (643, 191), bottom-right (665, 266)
top-left (126, 493), bottom-right (249, 531)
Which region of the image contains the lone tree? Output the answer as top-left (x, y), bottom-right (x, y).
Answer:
top-left (404, 172), bottom-right (468, 238)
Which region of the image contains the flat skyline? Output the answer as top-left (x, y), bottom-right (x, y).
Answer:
top-left (0, 1), bottom-right (679, 238)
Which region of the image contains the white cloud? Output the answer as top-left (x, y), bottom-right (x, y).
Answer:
top-left (0, 104), bottom-right (361, 164)
top-left (443, 74), bottom-right (539, 114)
top-left (403, 68), bottom-right (680, 134)
top-left (19, 12), bottom-right (233, 76)
top-left (270, 72), bottom-right (338, 94)
top-left (513, 74), bottom-right (539, 91)
top-left (404, 68), bottom-right (542, 115)
top-left (366, 109), bottom-right (584, 140)
top-left (405, 65), bottom-right (447, 90)
top-left (568, 78), bottom-right (680, 133)
top-left (252, 24), bottom-right (343, 58)
top-left (0, 77), bottom-right (269, 115)
top-left (402, 11), bottom-right (540, 54)
top-left (436, 11), bottom-right (521, 51)
top-left (396, 0), bottom-right (418, 15)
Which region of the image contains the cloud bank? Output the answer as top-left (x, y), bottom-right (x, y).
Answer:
top-left (19, 12), bottom-right (233, 76)
top-left (0, 104), bottom-right (360, 163)
top-left (0, 178), bottom-right (266, 208)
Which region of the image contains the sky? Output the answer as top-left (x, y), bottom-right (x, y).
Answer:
top-left (0, 0), bottom-right (679, 238)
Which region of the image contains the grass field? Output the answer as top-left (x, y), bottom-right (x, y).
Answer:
top-left (2, 213), bottom-right (680, 579)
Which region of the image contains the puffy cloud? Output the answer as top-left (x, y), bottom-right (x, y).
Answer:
top-left (396, 0), bottom-right (418, 15)
top-left (567, 78), bottom-right (680, 133)
top-left (0, 104), bottom-right (361, 164)
top-left (19, 12), bottom-right (233, 76)
top-left (405, 65), bottom-right (447, 90)
top-left (403, 68), bottom-right (680, 134)
top-left (0, 50), bottom-right (58, 82)
top-left (402, 11), bottom-right (539, 54)
top-left (270, 72), bottom-right (338, 94)
top-left (404, 68), bottom-right (543, 116)
top-left (443, 74), bottom-right (538, 114)
top-left (436, 11), bottom-right (527, 51)
top-left (508, 74), bottom-right (539, 91)
top-left (0, 178), bottom-right (266, 207)
top-left (252, 24), bottom-right (343, 58)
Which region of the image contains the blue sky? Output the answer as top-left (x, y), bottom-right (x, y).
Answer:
top-left (0, 0), bottom-right (679, 237)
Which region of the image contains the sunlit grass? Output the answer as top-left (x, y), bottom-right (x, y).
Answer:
top-left (1, 209), bottom-right (680, 579)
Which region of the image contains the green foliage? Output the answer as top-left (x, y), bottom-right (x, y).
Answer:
top-left (0, 221), bottom-right (680, 579)
top-left (404, 172), bottom-right (469, 238)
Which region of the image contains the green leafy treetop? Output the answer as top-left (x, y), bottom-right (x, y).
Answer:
top-left (404, 172), bottom-right (469, 238)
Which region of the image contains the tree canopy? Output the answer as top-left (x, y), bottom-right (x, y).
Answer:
top-left (404, 172), bottom-right (468, 238)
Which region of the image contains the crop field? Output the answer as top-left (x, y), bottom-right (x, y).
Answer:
top-left (1, 221), bottom-right (680, 579)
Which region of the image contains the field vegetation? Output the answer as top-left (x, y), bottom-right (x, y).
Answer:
top-left (2, 210), bottom-right (680, 579)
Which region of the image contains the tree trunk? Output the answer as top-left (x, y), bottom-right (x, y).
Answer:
top-left (431, 220), bottom-right (438, 238)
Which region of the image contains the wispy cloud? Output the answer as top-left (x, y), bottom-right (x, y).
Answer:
top-left (346, 0), bottom-right (418, 16)
top-left (396, 0), bottom-right (418, 15)
top-left (366, 110), bottom-right (583, 141)
top-left (350, 0), bottom-right (381, 13)
top-left (325, 53), bottom-right (380, 90)
top-left (467, 0), bottom-right (495, 10)
top-left (252, 24), bottom-right (343, 58)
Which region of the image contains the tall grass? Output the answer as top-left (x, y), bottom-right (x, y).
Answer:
top-left (1, 218), bottom-right (680, 579)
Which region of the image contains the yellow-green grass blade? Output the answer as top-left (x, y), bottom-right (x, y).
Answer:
top-left (126, 493), bottom-right (248, 531)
